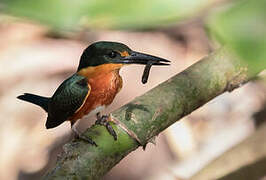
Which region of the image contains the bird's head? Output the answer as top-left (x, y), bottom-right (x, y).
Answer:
top-left (77, 41), bottom-right (170, 76)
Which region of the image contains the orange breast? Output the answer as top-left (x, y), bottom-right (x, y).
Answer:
top-left (69, 70), bottom-right (122, 122)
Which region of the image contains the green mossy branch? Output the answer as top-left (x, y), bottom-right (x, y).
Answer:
top-left (44, 48), bottom-right (263, 180)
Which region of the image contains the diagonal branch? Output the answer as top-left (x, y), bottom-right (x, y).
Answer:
top-left (43, 48), bottom-right (263, 180)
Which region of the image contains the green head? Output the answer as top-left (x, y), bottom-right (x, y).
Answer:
top-left (77, 41), bottom-right (170, 71)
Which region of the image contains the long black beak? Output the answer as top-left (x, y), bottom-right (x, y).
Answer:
top-left (119, 51), bottom-right (170, 65)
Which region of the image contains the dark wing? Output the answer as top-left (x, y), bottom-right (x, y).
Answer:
top-left (45, 74), bottom-right (90, 129)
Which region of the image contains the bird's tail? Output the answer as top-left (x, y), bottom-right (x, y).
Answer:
top-left (17, 93), bottom-right (49, 112)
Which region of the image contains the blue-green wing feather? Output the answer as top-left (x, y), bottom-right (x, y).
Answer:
top-left (46, 74), bottom-right (90, 129)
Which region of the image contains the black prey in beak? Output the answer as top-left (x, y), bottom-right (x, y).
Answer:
top-left (116, 51), bottom-right (171, 84)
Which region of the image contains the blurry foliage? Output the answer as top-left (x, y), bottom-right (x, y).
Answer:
top-left (207, 0), bottom-right (266, 73)
top-left (0, 0), bottom-right (265, 72)
top-left (1, 0), bottom-right (209, 30)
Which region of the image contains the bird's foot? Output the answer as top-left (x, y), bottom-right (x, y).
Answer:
top-left (96, 113), bottom-right (117, 141)
top-left (72, 127), bottom-right (97, 147)
top-left (77, 134), bottom-right (98, 147)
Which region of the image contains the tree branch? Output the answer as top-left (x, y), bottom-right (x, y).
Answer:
top-left (44, 48), bottom-right (263, 180)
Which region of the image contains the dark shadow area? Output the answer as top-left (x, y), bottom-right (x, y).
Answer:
top-left (218, 157), bottom-right (266, 180)
top-left (253, 102), bottom-right (266, 128)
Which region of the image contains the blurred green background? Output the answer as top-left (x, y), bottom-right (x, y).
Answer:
top-left (2, 0), bottom-right (209, 30)
top-left (2, 0), bottom-right (265, 72)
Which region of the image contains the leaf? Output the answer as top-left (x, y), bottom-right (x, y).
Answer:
top-left (207, 0), bottom-right (266, 73)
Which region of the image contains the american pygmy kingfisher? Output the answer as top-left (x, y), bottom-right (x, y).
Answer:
top-left (17, 41), bottom-right (170, 146)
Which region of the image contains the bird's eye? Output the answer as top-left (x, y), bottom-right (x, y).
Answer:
top-left (108, 51), bottom-right (117, 58)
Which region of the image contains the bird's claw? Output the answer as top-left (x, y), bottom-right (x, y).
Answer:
top-left (72, 127), bottom-right (98, 146)
top-left (96, 114), bottom-right (117, 141)
top-left (76, 134), bottom-right (98, 147)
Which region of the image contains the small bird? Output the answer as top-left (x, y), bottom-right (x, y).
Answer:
top-left (17, 41), bottom-right (170, 146)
